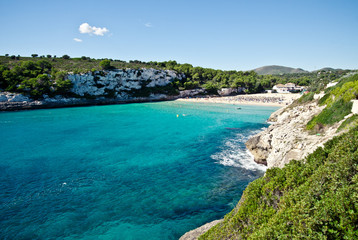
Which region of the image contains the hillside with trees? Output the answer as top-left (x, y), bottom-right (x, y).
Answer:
top-left (0, 55), bottom-right (352, 99)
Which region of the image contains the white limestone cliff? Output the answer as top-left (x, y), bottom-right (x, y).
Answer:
top-left (68, 68), bottom-right (183, 98)
top-left (0, 92), bottom-right (31, 102)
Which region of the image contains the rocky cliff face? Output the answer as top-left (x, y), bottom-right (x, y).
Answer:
top-left (0, 92), bottom-right (31, 102)
top-left (0, 69), bottom-right (184, 110)
top-left (68, 68), bottom-right (183, 98)
top-left (246, 102), bottom-right (345, 168)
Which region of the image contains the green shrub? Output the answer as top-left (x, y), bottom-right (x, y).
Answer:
top-left (18, 74), bottom-right (51, 98)
top-left (99, 59), bottom-right (111, 70)
top-left (288, 92), bottom-right (315, 109)
top-left (298, 92), bottom-right (314, 103)
top-left (305, 74), bottom-right (358, 130)
top-left (318, 92), bottom-right (330, 105)
top-left (53, 78), bottom-right (73, 95)
top-left (202, 82), bottom-right (219, 95)
top-left (307, 99), bottom-right (352, 130)
top-left (183, 81), bottom-right (199, 90)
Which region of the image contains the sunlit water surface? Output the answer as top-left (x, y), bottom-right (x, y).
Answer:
top-left (0, 101), bottom-right (278, 239)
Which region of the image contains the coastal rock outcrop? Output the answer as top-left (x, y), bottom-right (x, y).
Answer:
top-left (68, 68), bottom-right (183, 98)
top-left (246, 102), bottom-right (344, 168)
top-left (0, 92), bottom-right (30, 102)
top-left (179, 220), bottom-right (223, 240)
top-left (179, 89), bottom-right (206, 98)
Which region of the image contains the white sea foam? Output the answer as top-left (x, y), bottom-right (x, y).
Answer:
top-left (212, 130), bottom-right (267, 172)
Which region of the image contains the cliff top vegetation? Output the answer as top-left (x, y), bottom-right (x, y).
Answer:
top-left (306, 73), bottom-right (358, 132)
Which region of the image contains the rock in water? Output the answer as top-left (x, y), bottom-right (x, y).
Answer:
top-left (245, 135), bottom-right (269, 165)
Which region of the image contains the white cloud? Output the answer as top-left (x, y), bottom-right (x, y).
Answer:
top-left (79, 23), bottom-right (92, 34)
top-left (73, 38), bottom-right (83, 42)
top-left (144, 22), bottom-right (152, 28)
top-left (79, 23), bottom-right (109, 36)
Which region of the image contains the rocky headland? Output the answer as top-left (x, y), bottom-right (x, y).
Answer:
top-left (245, 101), bottom-right (347, 168)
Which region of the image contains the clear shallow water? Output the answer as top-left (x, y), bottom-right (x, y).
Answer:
top-left (0, 101), bottom-right (278, 240)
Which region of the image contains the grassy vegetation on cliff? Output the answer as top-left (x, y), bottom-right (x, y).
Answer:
top-left (200, 126), bottom-right (358, 239)
top-left (297, 92), bottom-right (315, 104)
top-left (306, 73), bottom-right (358, 130)
top-left (338, 115), bottom-right (358, 132)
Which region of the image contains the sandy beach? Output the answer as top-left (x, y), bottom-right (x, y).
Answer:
top-left (176, 93), bottom-right (301, 107)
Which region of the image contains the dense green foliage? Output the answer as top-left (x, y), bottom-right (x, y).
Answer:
top-left (0, 55), bottom-right (351, 99)
top-left (99, 59), bottom-right (112, 70)
top-left (201, 126), bottom-right (358, 239)
top-left (306, 73), bottom-right (358, 130)
top-left (0, 60), bottom-right (72, 98)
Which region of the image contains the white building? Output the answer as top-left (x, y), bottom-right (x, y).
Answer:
top-left (272, 84), bottom-right (289, 93)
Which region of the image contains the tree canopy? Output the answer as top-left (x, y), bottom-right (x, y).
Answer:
top-left (99, 59), bottom-right (111, 70)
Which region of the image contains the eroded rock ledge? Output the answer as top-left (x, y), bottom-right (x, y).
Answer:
top-left (179, 220), bottom-right (223, 240)
top-left (246, 102), bottom-right (343, 168)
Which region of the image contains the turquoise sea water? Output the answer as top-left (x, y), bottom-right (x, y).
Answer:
top-left (0, 101), bottom-right (278, 240)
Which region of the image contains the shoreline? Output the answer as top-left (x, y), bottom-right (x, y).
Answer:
top-left (0, 96), bottom-right (178, 111)
top-left (175, 93), bottom-right (300, 107)
top-left (0, 93), bottom-right (301, 111)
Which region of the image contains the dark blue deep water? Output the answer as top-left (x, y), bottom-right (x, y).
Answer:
top-left (0, 101), bottom-right (278, 239)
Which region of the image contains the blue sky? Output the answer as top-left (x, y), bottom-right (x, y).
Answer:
top-left (1, 0), bottom-right (357, 71)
